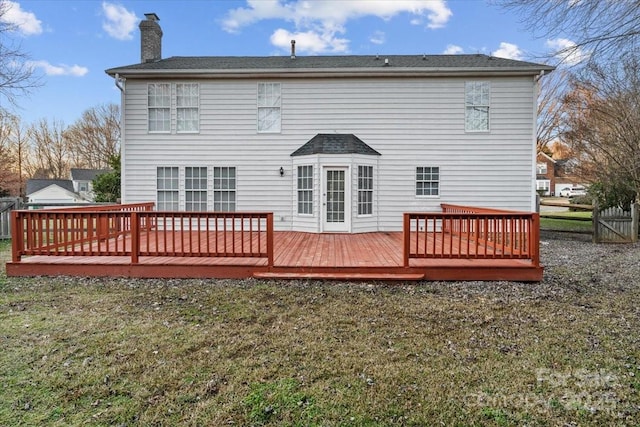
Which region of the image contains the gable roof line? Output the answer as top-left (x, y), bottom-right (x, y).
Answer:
top-left (106, 54), bottom-right (554, 78)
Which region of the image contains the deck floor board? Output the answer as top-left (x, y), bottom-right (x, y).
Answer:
top-left (7, 231), bottom-right (542, 281)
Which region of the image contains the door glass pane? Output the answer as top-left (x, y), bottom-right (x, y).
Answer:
top-left (326, 170), bottom-right (345, 223)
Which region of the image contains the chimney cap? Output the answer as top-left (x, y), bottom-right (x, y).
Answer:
top-left (144, 13), bottom-right (160, 21)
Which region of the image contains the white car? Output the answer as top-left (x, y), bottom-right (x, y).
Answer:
top-left (559, 186), bottom-right (586, 197)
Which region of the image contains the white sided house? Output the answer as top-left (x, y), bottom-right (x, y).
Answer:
top-left (106, 14), bottom-right (553, 234)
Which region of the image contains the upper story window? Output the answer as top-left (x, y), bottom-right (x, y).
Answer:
top-left (357, 165), bottom-right (373, 216)
top-left (177, 83), bottom-right (199, 133)
top-left (257, 82), bottom-right (281, 133)
top-left (148, 83), bottom-right (171, 133)
top-left (297, 165), bottom-right (313, 215)
top-left (416, 166), bottom-right (440, 197)
top-left (465, 81), bottom-right (490, 132)
top-left (537, 163), bottom-right (548, 175)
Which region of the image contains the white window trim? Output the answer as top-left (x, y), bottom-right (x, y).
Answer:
top-left (357, 165), bottom-right (374, 217)
top-left (156, 166), bottom-right (180, 211)
top-left (465, 81), bottom-right (490, 133)
top-left (415, 166), bottom-right (441, 198)
top-left (257, 82), bottom-right (282, 134)
top-left (185, 166), bottom-right (208, 211)
top-left (176, 83), bottom-right (200, 134)
top-left (297, 165), bottom-right (314, 216)
top-left (148, 83), bottom-right (172, 134)
top-left (213, 166), bottom-right (237, 212)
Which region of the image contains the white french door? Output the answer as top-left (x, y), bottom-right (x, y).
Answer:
top-left (322, 167), bottom-right (350, 232)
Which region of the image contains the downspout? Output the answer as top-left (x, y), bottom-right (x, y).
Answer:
top-left (532, 70), bottom-right (544, 211)
top-left (114, 73), bottom-right (126, 203)
top-left (114, 73), bottom-right (125, 92)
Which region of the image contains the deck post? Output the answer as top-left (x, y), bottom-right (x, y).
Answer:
top-left (266, 213), bottom-right (274, 267)
top-left (531, 212), bottom-right (540, 267)
top-left (131, 211), bottom-right (139, 264)
top-left (402, 213), bottom-right (410, 267)
top-left (11, 210), bottom-right (21, 262)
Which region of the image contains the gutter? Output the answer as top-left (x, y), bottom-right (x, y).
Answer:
top-left (106, 66), bottom-right (556, 80)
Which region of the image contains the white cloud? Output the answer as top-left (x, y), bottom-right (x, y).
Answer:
top-left (271, 28), bottom-right (348, 54)
top-left (0, 1), bottom-right (42, 35)
top-left (369, 30), bottom-right (385, 45)
top-left (29, 60), bottom-right (88, 77)
top-left (223, 0), bottom-right (452, 53)
top-left (546, 38), bottom-right (589, 65)
top-left (102, 2), bottom-right (138, 40)
top-left (493, 42), bottom-right (523, 60)
top-left (443, 44), bottom-right (463, 55)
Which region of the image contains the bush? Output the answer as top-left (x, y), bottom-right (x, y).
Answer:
top-left (588, 181), bottom-right (636, 210)
top-left (569, 194), bottom-right (593, 211)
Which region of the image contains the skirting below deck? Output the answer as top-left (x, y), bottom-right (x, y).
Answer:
top-left (7, 231), bottom-right (543, 282)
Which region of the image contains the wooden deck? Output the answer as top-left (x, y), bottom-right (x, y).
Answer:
top-left (7, 231), bottom-right (542, 282)
top-left (6, 203), bottom-right (542, 281)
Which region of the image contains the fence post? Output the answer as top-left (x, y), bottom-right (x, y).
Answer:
top-left (632, 203), bottom-right (639, 243)
top-left (592, 202), bottom-right (600, 243)
top-left (531, 213), bottom-right (540, 267)
top-left (403, 213), bottom-right (410, 267)
top-left (11, 211), bottom-right (22, 262)
top-left (131, 211), bottom-right (139, 264)
top-left (266, 213), bottom-right (274, 267)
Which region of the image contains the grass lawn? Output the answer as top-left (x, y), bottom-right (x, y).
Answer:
top-left (540, 211), bottom-right (593, 234)
top-left (1, 238), bottom-right (639, 426)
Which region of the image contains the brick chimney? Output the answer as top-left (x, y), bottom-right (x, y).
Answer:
top-left (139, 13), bottom-right (162, 63)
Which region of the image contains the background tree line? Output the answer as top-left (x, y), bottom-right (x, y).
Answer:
top-left (0, 104), bottom-right (120, 197)
top-left (501, 0), bottom-right (640, 207)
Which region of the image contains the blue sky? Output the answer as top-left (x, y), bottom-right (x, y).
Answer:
top-left (2, 0), bottom-right (582, 125)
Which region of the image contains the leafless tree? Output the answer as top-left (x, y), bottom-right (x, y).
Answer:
top-left (562, 56), bottom-right (640, 202)
top-left (28, 119), bottom-right (70, 179)
top-left (496, 0), bottom-right (640, 65)
top-left (64, 104), bottom-right (120, 169)
top-left (0, 0), bottom-right (41, 108)
top-left (536, 68), bottom-right (569, 153)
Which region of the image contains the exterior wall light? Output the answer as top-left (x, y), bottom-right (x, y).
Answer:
top-left (279, 167), bottom-right (284, 177)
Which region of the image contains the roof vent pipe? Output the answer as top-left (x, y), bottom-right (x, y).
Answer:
top-left (291, 40), bottom-right (296, 59)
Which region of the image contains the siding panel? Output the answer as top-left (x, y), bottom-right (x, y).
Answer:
top-left (122, 76), bottom-right (537, 232)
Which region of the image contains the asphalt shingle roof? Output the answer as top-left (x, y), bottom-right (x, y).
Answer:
top-left (291, 134), bottom-right (381, 157)
top-left (26, 179), bottom-right (75, 196)
top-left (106, 54), bottom-right (554, 75)
top-left (70, 168), bottom-right (111, 181)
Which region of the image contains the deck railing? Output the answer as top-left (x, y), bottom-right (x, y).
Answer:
top-left (11, 204), bottom-right (274, 266)
top-left (403, 204), bottom-right (540, 267)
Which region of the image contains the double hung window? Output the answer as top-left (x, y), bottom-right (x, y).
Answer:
top-left (465, 81), bottom-right (490, 131)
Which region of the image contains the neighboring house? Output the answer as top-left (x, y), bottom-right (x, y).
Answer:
top-left (26, 179), bottom-right (88, 209)
top-left (535, 152), bottom-right (586, 197)
top-left (70, 168), bottom-right (111, 202)
top-left (105, 13), bottom-right (553, 233)
top-left (553, 158), bottom-right (587, 195)
top-left (536, 152), bottom-right (556, 196)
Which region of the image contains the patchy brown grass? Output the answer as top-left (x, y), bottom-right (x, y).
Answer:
top-left (0, 238), bottom-right (639, 426)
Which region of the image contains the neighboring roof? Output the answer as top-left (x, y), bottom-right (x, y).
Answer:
top-left (26, 179), bottom-right (75, 196)
top-left (106, 54), bottom-right (554, 78)
top-left (70, 168), bottom-right (111, 181)
top-left (291, 134), bottom-right (381, 157)
top-left (537, 152), bottom-right (556, 163)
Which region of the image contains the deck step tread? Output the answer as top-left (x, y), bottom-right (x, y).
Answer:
top-left (253, 272), bottom-right (425, 281)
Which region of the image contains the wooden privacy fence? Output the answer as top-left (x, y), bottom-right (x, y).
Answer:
top-left (11, 203), bottom-right (274, 266)
top-left (1, 198), bottom-right (22, 239)
top-left (593, 203), bottom-right (639, 243)
top-left (403, 204), bottom-right (540, 267)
